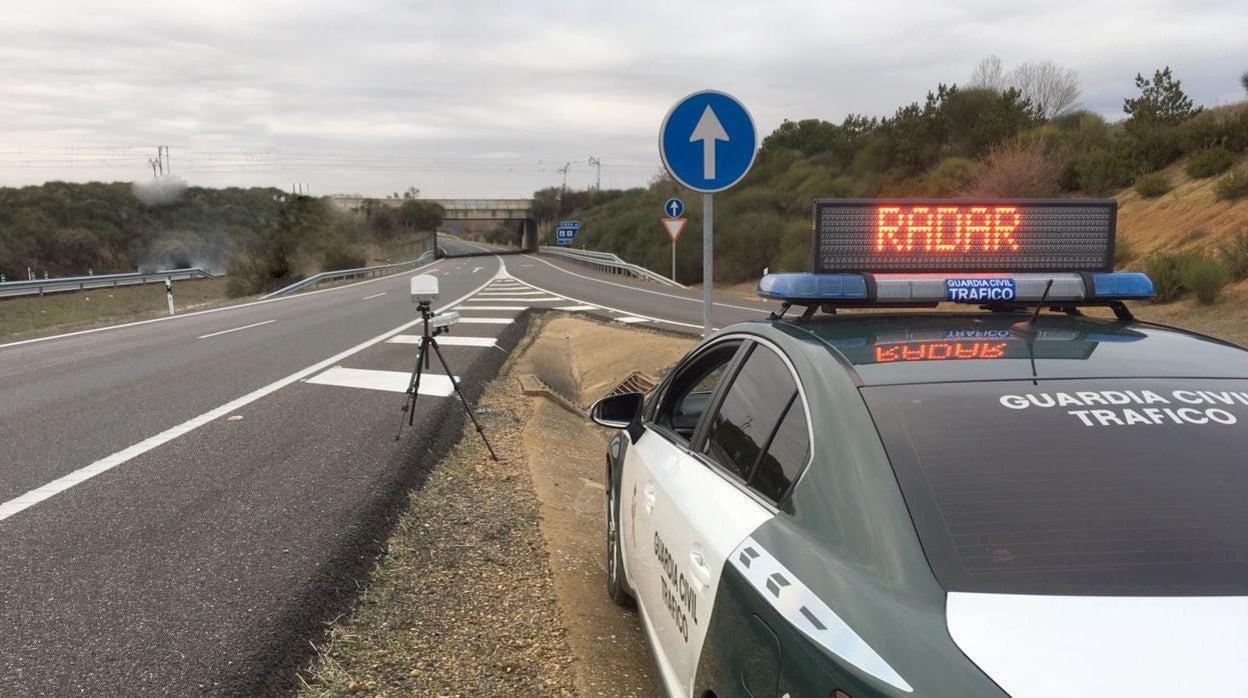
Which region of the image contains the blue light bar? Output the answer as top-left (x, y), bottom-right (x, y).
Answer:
top-left (757, 273), bottom-right (868, 301)
top-left (757, 271), bottom-right (1155, 305)
top-left (1090, 272), bottom-right (1155, 300)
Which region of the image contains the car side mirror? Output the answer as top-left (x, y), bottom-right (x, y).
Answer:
top-left (588, 392), bottom-right (645, 430)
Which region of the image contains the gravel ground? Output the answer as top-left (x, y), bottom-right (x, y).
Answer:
top-left (297, 367), bottom-right (578, 697)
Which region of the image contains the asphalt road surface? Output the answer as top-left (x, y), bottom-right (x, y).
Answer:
top-left (0, 238), bottom-right (774, 696)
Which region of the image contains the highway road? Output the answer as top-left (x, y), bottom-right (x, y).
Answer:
top-left (0, 237), bottom-right (774, 696)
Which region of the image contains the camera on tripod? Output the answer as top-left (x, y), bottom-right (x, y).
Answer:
top-left (395, 275), bottom-right (496, 460)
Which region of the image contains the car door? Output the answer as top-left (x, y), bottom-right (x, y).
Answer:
top-left (650, 339), bottom-right (801, 696)
top-left (621, 337), bottom-right (745, 690)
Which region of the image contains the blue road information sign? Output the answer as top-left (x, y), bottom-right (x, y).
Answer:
top-left (659, 91), bottom-right (757, 193)
top-left (555, 221), bottom-right (580, 246)
top-left (664, 197), bottom-right (685, 218)
top-left (945, 277), bottom-right (1017, 302)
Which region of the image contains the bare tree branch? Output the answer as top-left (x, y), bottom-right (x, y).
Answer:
top-left (969, 55), bottom-right (1005, 91)
top-left (1008, 60), bottom-right (1082, 118)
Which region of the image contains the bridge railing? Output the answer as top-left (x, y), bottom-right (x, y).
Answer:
top-left (0, 268), bottom-right (217, 299)
top-left (539, 246), bottom-right (686, 288)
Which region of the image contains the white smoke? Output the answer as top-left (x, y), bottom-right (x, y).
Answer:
top-left (133, 175), bottom-right (188, 207)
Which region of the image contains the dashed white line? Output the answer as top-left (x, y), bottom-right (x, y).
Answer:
top-left (0, 267), bottom-right (498, 522)
top-left (458, 318), bottom-right (514, 324)
top-left (614, 316), bottom-right (651, 324)
top-left (557, 305), bottom-right (599, 311)
top-left (196, 320), bottom-right (276, 339)
top-left (362, 292), bottom-right (388, 300)
top-left (455, 305), bottom-right (528, 311)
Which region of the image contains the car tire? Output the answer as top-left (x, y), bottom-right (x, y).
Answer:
top-left (606, 460), bottom-right (635, 608)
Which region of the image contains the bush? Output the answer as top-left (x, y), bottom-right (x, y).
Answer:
top-left (1066, 146), bottom-right (1133, 194)
top-left (1214, 166), bottom-right (1248, 201)
top-left (1179, 251), bottom-right (1229, 304)
top-left (1185, 147), bottom-right (1235, 178)
top-left (320, 245), bottom-right (366, 272)
top-left (1142, 252), bottom-right (1186, 303)
top-left (923, 157), bottom-right (980, 195)
top-left (1220, 229), bottom-right (1248, 280)
top-left (964, 138), bottom-right (1063, 197)
top-left (225, 276), bottom-right (253, 298)
top-left (1133, 172), bottom-right (1172, 198)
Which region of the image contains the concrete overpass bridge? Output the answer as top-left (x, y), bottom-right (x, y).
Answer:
top-left (329, 197), bottom-right (538, 251)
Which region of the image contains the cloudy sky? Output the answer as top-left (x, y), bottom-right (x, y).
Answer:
top-left (1, 0), bottom-right (1243, 197)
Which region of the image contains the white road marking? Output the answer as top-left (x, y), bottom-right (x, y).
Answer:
top-left (388, 335), bottom-right (497, 347)
top-left (472, 266), bottom-right (483, 273)
top-left (498, 260), bottom-right (705, 331)
top-left (0, 259), bottom-right (446, 351)
top-left (455, 305), bottom-right (528, 311)
top-left (305, 367), bottom-right (455, 396)
top-left (362, 292), bottom-right (387, 300)
top-left (465, 296), bottom-right (561, 302)
top-left (526, 254), bottom-right (766, 312)
top-left (614, 316), bottom-right (650, 324)
top-left (0, 267), bottom-right (498, 522)
top-left (457, 318), bottom-right (513, 324)
top-left (196, 320), bottom-right (275, 340)
top-left (557, 305), bottom-right (599, 311)
top-left (476, 290), bottom-right (545, 296)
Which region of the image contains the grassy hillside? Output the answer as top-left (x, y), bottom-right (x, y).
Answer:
top-left (547, 74), bottom-right (1248, 287)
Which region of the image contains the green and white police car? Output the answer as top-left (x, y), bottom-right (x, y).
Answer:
top-left (589, 199), bottom-right (1248, 698)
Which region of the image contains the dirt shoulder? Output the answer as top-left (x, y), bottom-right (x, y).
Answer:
top-left (297, 314), bottom-right (694, 697)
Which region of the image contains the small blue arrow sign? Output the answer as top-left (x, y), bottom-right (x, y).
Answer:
top-left (663, 198), bottom-right (685, 218)
top-left (660, 90), bottom-right (756, 193)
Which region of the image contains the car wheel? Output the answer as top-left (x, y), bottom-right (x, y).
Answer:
top-left (606, 460), bottom-right (635, 607)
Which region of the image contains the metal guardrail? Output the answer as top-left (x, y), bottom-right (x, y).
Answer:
top-left (260, 258), bottom-right (429, 299)
top-left (0, 268), bottom-right (216, 299)
top-left (539, 246), bottom-right (686, 288)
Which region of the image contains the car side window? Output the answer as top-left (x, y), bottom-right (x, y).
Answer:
top-left (702, 344), bottom-right (797, 481)
top-left (653, 340), bottom-right (742, 443)
top-left (748, 395), bottom-right (810, 503)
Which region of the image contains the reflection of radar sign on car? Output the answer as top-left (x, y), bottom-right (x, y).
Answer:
top-left (589, 198), bottom-right (1248, 698)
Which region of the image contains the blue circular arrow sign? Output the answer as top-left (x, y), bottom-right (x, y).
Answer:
top-left (659, 90), bottom-right (757, 193)
top-left (663, 197), bottom-right (685, 218)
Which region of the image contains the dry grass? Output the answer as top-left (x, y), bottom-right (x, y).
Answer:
top-left (1116, 152), bottom-right (1248, 260)
top-left (0, 277), bottom-right (246, 341)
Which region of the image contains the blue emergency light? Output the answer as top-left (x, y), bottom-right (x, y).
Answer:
top-left (757, 271), bottom-right (1155, 305)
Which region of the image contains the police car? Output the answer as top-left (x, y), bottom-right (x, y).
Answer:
top-left (588, 199), bottom-right (1248, 698)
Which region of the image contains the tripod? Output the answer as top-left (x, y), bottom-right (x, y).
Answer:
top-left (394, 301), bottom-right (498, 461)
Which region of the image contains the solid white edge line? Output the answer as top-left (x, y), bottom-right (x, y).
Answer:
top-left (0, 260), bottom-right (446, 351)
top-left (196, 319), bottom-right (275, 340)
top-left (0, 262), bottom-right (500, 522)
top-left (362, 292), bottom-right (388, 300)
top-left (497, 258), bottom-right (706, 331)
top-left (525, 253), bottom-right (767, 312)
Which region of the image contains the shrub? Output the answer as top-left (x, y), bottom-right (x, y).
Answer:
top-left (320, 245), bottom-right (366, 272)
top-left (964, 138), bottom-right (1063, 197)
top-left (225, 276), bottom-right (253, 298)
top-left (923, 157), bottom-right (980, 195)
top-left (1133, 172), bottom-right (1171, 198)
top-left (1220, 229), bottom-right (1248, 280)
top-left (1185, 147), bottom-right (1235, 178)
top-left (1214, 166), bottom-right (1248, 201)
top-left (1142, 252), bottom-right (1186, 303)
top-left (1066, 146), bottom-right (1133, 194)
top-left (1179, 251), bottom-right (1229, 304)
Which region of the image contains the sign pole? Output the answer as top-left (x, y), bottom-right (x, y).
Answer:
top-left (671, 239), bottom-right (676, 282)
top-left (702, 192), bottom-right (713, 337)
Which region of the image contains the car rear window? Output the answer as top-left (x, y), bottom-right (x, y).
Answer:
top-left (863, 379), bottom-right (1248, 596)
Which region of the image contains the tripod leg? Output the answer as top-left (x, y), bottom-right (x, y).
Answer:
top-left (429, 338), bottom-right (499, 462)
top-left (408, 338), bottom-right (427, 427)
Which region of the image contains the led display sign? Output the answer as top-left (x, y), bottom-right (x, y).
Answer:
top-left (812, 199), bottom-right (1116, 273)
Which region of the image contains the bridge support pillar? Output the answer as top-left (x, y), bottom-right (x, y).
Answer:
top-left (520, 218), bottom-right (538, 252)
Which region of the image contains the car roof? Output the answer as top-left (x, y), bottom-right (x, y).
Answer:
top-left (748, 312), bottom-right (1248, 386)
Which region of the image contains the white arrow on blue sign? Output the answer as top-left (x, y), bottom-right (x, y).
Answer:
top-left (663, 197), bottom-right (685, 218)
top-left (659, 90), bottom-right (757, 193)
